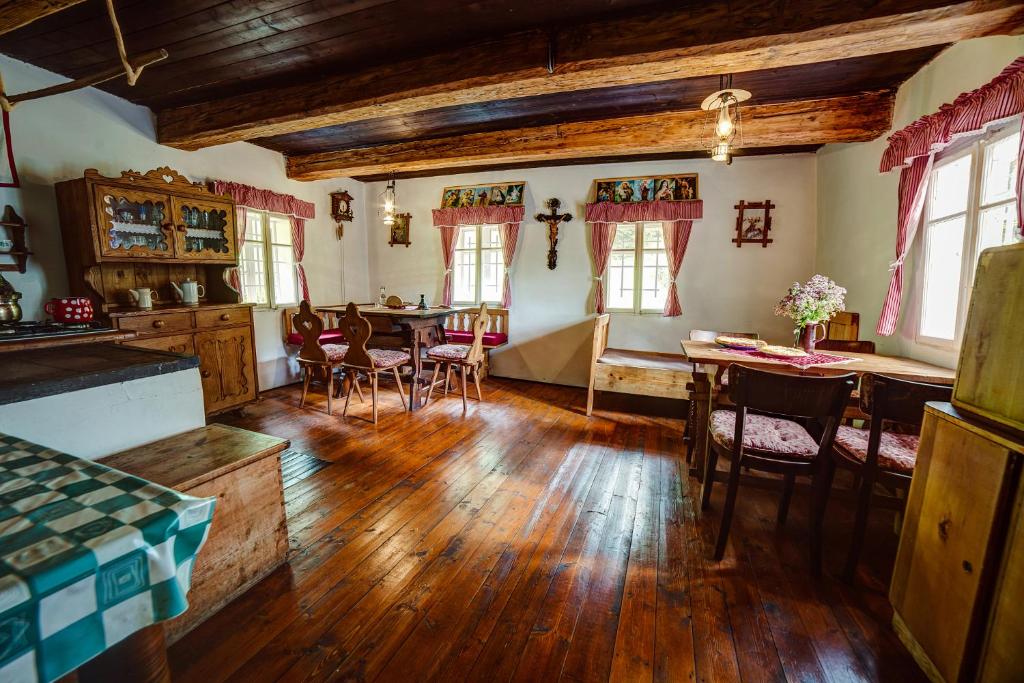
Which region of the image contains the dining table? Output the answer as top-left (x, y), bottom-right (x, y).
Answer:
top-left (680, 339), bottom-right (956, 498)
top-left (316, 304), bottom-right (473, 411)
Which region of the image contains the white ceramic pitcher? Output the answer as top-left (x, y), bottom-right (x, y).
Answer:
top-left (127, 287), bottom-right (159, 309)
top-left (171, 279), bottom-right (206, 306)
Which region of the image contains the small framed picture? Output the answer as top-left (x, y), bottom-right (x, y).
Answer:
top-left (389, 213), bottom-right (411, 247)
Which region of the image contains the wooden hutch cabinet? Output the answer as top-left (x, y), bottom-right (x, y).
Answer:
top-left (56, 167), bottom-right (257, 415)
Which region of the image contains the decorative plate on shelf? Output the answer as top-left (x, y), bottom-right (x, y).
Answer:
top-left (760, 345), bottom-right (808, 358)
top-left (714, 336), bottom-right (765, 350)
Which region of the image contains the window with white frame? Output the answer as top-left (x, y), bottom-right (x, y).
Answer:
top-left (606, 222), bottom-right (671, 313)
top-left (452, 224), bottom-right (504, 304)
top-left (917, 124), bottom-right (1020, 347)
top-left (238, 210), bottom-right (299, 307)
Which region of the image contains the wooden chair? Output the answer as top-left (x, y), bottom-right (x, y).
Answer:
top-left (815, 339), bottom-right (876, 354)
top-left (336, 302), bottom-right (411, 423)
top-left (823, 373), bottom-right (952, 582)
top-left (586, 314), bottom-right (693, 416)
top-left (703, 364), bottom-right (855, 571)
top-left (282, 304), bottom-right (346, 346)
top-left (293, 300), bottom-right (361, 415)
top-left (825, 312), bottom-right (860, 341)
top-left (425, 303), bottom-right (489, 411)
top-left (444, 305), bottom-right (509, 378)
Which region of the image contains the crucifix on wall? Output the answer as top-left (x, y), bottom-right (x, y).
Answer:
top-left (535, 198), bottom-right (572, 270)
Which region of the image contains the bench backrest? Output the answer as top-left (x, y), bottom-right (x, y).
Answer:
top-left (282, 303), bottom-right (336, 343)
top-left (446, 305), bottom-right (509, 336)
top-left (592, 314), bottom-right (610, 364)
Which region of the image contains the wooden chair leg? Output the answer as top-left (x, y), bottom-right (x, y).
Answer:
top-left (354, 374), bottom-right (365, 403)
top-left (300, 366), bottom-right (311, 408)
top-left (811, 455), bottom-right (837, 578)
top-left (444, 365), bottom-right (453, 395)
top-left (326, 366), bottom-right (334, 416)
top-left (392, 367), bottom-right (408, 410)
top-left (701, 445), bottom-right (719, 511)
top-left (777, 473), bottom-right (796, 525)
top-left (843, 465), bottom-right (876, 583)
top-left (425, 362), bottom-right (441, 406)
top-left (586, 380), bottom-right (595, 416)
top-left (371, 372), bottom-right (379, 424)
top-left (714, 450), bottom-right (745, 560)
top-left (685, 400), bottom-right (696, 463)
top-left (472, 364), bottom-right (483, 401)
top-left (342, 370), bottom-right (356, 416)
top-left (459, 364), bottom-right (468, 412)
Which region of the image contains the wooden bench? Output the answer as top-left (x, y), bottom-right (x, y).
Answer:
top-left (444, 305), bottom-right (509, 378)
top-left (100, 424), bottom-right (289, 643)
top-left (282, 303), bottom-right (348, 346)
top-left (586, 313), bottom-right (693, 416)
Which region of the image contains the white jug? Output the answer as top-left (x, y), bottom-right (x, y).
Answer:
top-left (171, 279), bottom-right (206, 306)
top-left (127, 287), bottom-right (159, 309)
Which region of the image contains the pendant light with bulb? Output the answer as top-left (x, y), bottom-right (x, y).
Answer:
top-left (700, 75), bottom-right (751, 165)
top-left (379, 172), bottom-right (398, 226)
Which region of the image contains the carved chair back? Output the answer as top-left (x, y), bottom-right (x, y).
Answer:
top-left (465, 303), bottom-right (490, 365)
top-left (859, 373), bottom-right (953, 429)
top-left (337, 302), bottom-right (375, 369)
top-left (727, 364), bottom-right (856, 458)
top-left (292, 300), bottom-right (328, 364)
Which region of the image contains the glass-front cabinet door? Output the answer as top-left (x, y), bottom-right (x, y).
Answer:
top-left (170, 197), bottom-right (236, 261)
top-left (94, 185), bottom-right (173, 258)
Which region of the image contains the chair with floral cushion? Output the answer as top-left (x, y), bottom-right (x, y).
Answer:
top-left (336, 302), bottom-right (411, 423)
top-left (293, 300), bottom-right (362, 416)
top-left (424, 303), bottom-right (489, 411)
top-left (703, 364), bottom-right (855, 572)
top-left (824, 373), bottom-right (952, 582)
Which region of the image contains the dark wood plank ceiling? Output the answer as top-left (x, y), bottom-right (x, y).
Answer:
top-left (254, 48), bottom-right (942, 156)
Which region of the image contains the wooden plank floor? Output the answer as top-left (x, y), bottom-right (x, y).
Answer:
top-left (169, 377), bottom-right (926, 682)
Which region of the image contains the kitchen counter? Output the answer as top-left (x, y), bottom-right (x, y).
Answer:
top-left (0, 327), bottom-right (135, 351)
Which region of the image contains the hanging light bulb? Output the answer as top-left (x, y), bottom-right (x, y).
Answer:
top-left (701, 75), bottom-right (751, 164)
top-left (379, 174), bottom-right (397, 226)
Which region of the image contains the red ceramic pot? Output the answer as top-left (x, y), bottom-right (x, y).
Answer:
top-left (44, 297), bottom-right (94, 324)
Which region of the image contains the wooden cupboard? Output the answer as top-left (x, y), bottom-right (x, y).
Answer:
top-left (890, 403), bottom-right (1024, 683)
top-left (56, 167), bottom-right (257, 415)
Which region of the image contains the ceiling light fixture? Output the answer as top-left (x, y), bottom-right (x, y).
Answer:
top-left (380, 173), bottom-right (397, 226)
top-left (701, 75), bottom-right (751, 166)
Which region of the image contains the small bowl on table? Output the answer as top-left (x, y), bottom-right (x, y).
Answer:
top-left (714, 336), bottom-right (766, 351)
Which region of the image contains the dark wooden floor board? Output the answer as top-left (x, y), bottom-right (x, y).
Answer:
top-left (167, 378), bottom-right (926, 683)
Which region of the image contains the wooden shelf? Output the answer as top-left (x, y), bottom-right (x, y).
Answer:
top-left (0, 206), bottom-right (30, 274)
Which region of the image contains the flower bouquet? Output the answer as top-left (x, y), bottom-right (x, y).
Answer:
top-left (774, 275), bottom-right (847, 353)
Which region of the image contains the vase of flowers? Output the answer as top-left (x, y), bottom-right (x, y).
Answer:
top-left (774, 275), bottom-right (847, 353)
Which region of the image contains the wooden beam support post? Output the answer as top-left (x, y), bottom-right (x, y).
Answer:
top-left (284, 91), bottom-right (895, 181)
top-left (157, 1), bottom-right (1024, 150)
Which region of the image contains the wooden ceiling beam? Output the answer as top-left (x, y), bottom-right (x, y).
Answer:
top-left (285, 91), bottom-right (895, 181)
top-left (0, 0), bottom-right (85, 35)
top-left (157, 1), bottom-right (1023, 150)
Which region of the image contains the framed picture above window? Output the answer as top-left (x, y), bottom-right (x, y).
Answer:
top-left (452, 224), bottom-right (504, 305)
top-left (916, 122), bottom-right (1021, 348)
top-left (238, 210), bottom-right (299, 308)
top-left (606, 222), bottom-right (671, 314)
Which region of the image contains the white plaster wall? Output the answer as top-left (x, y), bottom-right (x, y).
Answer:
top-left (816, 36), bottom-right (1024, 368)
top-left (0, 368), bottom-right (205, 459)
top-left (0, 55), bottom-right (372, 389)
top-left (366, 155), bottom-right (818, 387)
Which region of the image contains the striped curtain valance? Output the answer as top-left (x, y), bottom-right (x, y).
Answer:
top-left (880, 56), bottom-right (1024, 173)
top-left (584, 199), bottom-right (703, 224)
top-left (210, 180), bottom-right (316, 219)
top-left (431, 205), bottom-right (525, 228)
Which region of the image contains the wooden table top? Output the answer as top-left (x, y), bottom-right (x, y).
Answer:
top-left (680, 339), bottom-right (956, 385)
top-left (316, 304), bottom-right (471, 318)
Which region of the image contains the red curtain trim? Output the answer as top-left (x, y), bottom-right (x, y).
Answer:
top-left (584, 200), bottom-right (703, 223)
top-left (880, 56), bottom-right (1024, 173)
top-left (210, 180), bottom-right (316, 219)
top-left (432, 205), bottom-right (525, 227)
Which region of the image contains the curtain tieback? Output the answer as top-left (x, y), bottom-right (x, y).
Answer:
top-left (592, 276), bottom-right (603, 281)
top-left (888, 254), bottom-right (909, 272)
top-left (445, 268), bottom-right (453, 275)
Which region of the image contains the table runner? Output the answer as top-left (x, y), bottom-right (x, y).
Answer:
top-left (721, 348), bottom-right (861, 368)
top-left (0, 434), bottom-right (216, 683)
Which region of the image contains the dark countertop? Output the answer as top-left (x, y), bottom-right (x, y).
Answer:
top-left (0, 343), bottom-right (198, 405)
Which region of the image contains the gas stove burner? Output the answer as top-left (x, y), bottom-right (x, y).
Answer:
top-left (0, 319), bottom-right (115, 341)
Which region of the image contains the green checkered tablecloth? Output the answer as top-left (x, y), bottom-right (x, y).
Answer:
top-left (0, 434), bottom-right (216, 683)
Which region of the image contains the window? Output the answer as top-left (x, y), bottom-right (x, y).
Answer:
top-left (452, 224), bottom-right (504, 304)
top-left (917, 125), bottom-right (1020, 346)
top-left (238, 210), bottom-right (299, 307)
top-left (606, 222), bottom-right (671, 313)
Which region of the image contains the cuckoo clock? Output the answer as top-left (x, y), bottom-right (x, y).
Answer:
top-left (330, 189), bottom-right (354, 238)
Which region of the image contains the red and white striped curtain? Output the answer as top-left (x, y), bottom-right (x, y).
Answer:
top-left (661, 220), bottom-right (693, 317)
top-left (290, 216), bottom-right (310, 301)
top-left (590, 222), bottom-right (617, 314)
top-left (228, 206), bottom-right (247, 294)
top-left (877, 56), bottom-right (1024, 335)
top-left (499, 222), bottom-right (520, 308)
top-left (877, 156), bottom-right (932, 336)
top-left (439, 225), bottom-right (459, 306)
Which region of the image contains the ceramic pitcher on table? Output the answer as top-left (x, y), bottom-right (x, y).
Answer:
top-left (171, 279), bottom-right (205, 306)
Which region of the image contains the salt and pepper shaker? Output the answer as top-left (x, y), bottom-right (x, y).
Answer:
top-left (417, 294), bottom-right (428, 310)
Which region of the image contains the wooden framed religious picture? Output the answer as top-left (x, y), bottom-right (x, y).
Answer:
top-left (440, 181), bottom-right (526, 208)
top-left (389, 213), bottom-right (411, 247)
top-left (733, 200), bottom-right (775, 247)
top-left (594, 174), bottom-right (698, 203)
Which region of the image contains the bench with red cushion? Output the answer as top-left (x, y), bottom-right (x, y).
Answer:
top-left (286, 328), bottom-right (347, 346)
top-left (444, 330), bottom-right (508, 347)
